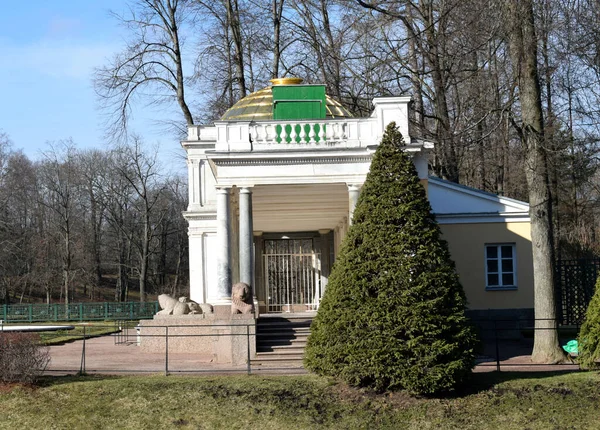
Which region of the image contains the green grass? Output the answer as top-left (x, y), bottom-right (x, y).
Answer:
top-left (39, 323), bottom-right (120, 345)
top-left (0, 322), bottom-right (121, 345)
top-left (0, 372), bottom-right (599, 429)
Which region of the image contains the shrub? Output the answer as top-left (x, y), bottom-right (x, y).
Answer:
top-left (0, 332), bottom-right (50, 384)
top-left (578, 276), bottom-right (600, 369)
top-left (304, 122), bottom-right (478, 395)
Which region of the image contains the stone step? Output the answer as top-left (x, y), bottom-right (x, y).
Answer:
top-left (257, 344), bottom-right (307, 353)
top-left (257, 336), bottom-right (308, 346)
top-left (255, 315), bottom-right (314, 365)
top-left (251, 351), bottom-right (305, 368)
top-left (257, 323), bottom-right (312, 331)
top-left (250, 361), bottom-right (306, 369)
top-left (256, 330), bottom-right (310, 339)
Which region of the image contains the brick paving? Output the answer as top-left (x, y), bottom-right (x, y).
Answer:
top-left (44, 332), bottom-right (580, 376)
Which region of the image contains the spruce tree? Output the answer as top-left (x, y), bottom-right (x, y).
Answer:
top-left (578, 276), bottom-right (600, 369)
top-left (305, 122), bottom-right (478, 395)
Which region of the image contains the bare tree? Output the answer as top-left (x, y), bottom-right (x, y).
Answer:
top-left (38, 141), bottom-right (81, 306)
top-left (95, 0), bottom-right (196, 139)
top-left (111, 137), bottom-right (169, 302)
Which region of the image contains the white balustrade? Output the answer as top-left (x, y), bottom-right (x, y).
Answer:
top-left (309, 125), bottom-right (316, 144)
top-left (187, 118), bottom-right (380, 149)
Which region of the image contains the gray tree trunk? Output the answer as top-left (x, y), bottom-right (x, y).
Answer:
top-left (506, 0), bottom-right (565, 364)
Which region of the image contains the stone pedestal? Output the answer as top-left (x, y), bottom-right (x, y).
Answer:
top-left (138, 314), bottom-right (256, 365)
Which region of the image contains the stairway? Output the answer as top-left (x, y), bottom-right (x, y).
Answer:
top-left (250, 313), bottom-right (315, 369)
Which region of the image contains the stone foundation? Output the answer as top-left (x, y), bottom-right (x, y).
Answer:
top-left (138, 314), bottom-right (256, 365)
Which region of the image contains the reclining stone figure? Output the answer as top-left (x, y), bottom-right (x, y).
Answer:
top-left (157, 294), bottom-right (213, 316)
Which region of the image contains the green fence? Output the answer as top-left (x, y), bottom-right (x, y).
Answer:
top-left (0, 301), bottom-right (159, 323)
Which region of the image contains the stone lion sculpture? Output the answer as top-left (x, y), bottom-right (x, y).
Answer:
top-left (157, 294), bottom-right (213, 316)
top-left (231, 282), bottom-right (254, 315)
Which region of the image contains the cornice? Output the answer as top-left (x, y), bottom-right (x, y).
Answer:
top-left (212, 155), bottom-right (373, 167)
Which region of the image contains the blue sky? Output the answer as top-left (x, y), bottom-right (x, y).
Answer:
top-left (0, 1), bottom-right (186, 173)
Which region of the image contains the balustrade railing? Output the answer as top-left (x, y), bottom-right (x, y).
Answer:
top-left (191, 117), bottom-right (383, 150)
top-left (250, 120), bottom-right (349, 145)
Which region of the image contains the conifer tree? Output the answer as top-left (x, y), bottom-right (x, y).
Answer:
top-left (304, 122), bottom-right (477, 394)
top-left (578, 276), bottom-right (600, 369)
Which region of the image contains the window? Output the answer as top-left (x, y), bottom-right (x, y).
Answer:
top-left (485, 244), bottom-right (517, 290)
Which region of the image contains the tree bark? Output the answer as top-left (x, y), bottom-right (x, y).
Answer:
top-left (506, 0), bottom-right (565, 363)
top-left (226, 0), bottom-right (247, 97)
top-left (272, 0), bottom-right (284, 79)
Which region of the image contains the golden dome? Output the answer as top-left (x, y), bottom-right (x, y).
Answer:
top-left (220, 80), bottom-right (352, 121)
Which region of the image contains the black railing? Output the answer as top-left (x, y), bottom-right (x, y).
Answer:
top-left (2, 318), bottom-right (585, 376)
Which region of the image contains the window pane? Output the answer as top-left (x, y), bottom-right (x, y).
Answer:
top-left (487, 260), bottom-right (498, 273)
top-left (488, 274), bottom-right (499, 286)
top-left (501, 245), bottom-right (513, 258)
top-left (501, 259), bottom-right (513, 273)
top-left (486, 246), bottom-right (498, 259)
top-left (502, 274), bottom-right (514, 286)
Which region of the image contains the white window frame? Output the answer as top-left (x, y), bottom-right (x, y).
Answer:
top-left (484, 243), bottom-right (517, 291)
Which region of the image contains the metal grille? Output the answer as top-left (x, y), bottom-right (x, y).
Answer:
top-left (1, 301), bottom-right (159, 323)
top-left (555, 259), bottom-right (600, 325)
top-left (264, 239), bottom-right (321, 313)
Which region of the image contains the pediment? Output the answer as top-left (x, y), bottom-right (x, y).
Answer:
top-left (428, 177), bottom-right (529, 215)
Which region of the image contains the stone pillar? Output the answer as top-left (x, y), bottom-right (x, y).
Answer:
top-left (254, 232), bottom-right (264, 310)
top-left (230, 187), bottom-right (240, 285)
top-left (347, 184), bottom-right (361, 225)
top-left (239, 187), bottom-right (254, 293)
top-left (214, 187), bottom-right (232, 302)
top-left (186, 159), bottom-right (206, 211)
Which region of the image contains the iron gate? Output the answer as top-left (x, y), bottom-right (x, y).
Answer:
top-left (263, 238), bottom-right (321, 313)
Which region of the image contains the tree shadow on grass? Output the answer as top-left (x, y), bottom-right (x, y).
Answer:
top-left (452, 369), bottom-right (587, 398)
top-left (35, 374), bottom-right (124, 389)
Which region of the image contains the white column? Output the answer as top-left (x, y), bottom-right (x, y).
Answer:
top-left (347, 184), bottom-right (361, 225)
top-left (318, 229), bottom-right (331, 305)
top-left (239, 187), bottom-right (254, 294)
top-left (214, 187), bottom-right (232, 302)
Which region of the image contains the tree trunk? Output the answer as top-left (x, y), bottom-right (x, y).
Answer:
top-left (272, 0), bottom-right (283, 79)
top-left (226, 0), bottom-right (247, 98)
top-left (506, 0), bottom-right (565, 364)
top-left (63, 222), bottom-right (70, 306)
top-left (168, 0), bottom-right (194, 126)
top-left (421, 3), bottom-right (459, 182)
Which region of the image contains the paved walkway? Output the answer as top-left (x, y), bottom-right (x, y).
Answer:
top-left (44, 332), bottom-right (580, 376)
top-left (45, 331), bottom-right (306, 375)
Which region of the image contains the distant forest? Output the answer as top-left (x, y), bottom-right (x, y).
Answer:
top-left (0, 135), bottom-right (187, 305)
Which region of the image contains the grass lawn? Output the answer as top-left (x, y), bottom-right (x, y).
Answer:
top-left (39, 323), bottom-right (120, 345)
top-left (0, 371), bottom-right (598, 429)
top-left (0, 322), bottom-right (122, 345)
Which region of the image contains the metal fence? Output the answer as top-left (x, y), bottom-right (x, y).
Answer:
top-left (17, 318), bottom-right (584, 376)
top-left (39, 322), bottom-right (298, 376)
top-left (0, 301), bottom-right (159, 323)
top-left (555, 259), bottom-right (600, 325)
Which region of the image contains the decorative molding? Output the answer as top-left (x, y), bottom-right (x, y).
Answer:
top-left (211, 155), bottom-right (373, 167)
top-left (435, 212), bottom-right (530, 224)
top-left (183, 212), bottom-right (217, 222)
